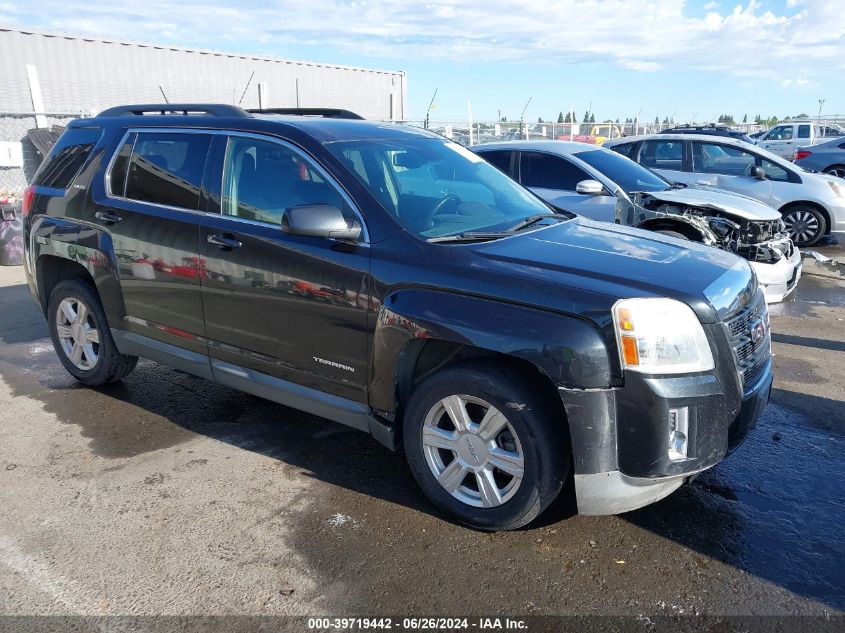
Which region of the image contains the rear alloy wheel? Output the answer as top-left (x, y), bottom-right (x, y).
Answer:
top-left (48, 279), bottom-right (138, 385)
top-left (781, 206), bottom-right (827, 247)
top-left (403, 362), bottom-right (569, 531)
top-left (823, 165), bottom-right (845, 179)
top-left (55, 297), bottom-right (100, 371)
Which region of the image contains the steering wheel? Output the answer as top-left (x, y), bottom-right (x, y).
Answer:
top-left (429, 194), bottom-right (462, 224)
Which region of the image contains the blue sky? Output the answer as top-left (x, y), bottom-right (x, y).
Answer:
top-left (2, 0), bottom-right (842, 122)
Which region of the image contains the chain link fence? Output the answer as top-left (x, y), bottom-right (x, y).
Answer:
top-left (396, 118), bottom-right (845, 147)
top-left (0, 111), bottom-right (88, 198)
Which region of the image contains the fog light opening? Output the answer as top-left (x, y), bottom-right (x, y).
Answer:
top-left (668, 407), bottom-right (689, 461)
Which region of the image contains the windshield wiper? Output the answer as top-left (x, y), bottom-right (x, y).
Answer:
top-left (428, 231), bottom-right (516, 243)
top-left (508, 213), bottom-right (565, 232)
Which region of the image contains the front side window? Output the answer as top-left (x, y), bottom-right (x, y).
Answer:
top-left (520, 152), bottom-right (589, 190)
top-left (125, 132), bottom-right (211, 209)
top-left (767, 126), bottom-right (793, 141)
top-left (573, 149), bottom-right (669, 194)
top-left (691, 142), bottom-right (756, 176)
top-left (639, 140), bottom-right (683, 170)
top-left (221, 136), bottom-right (347, 225)
top-left (761, 159), bottom-right (789, 182)
top-left (325, 138), bottom-right (555, 239)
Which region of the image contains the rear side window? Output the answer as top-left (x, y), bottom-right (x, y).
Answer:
top-left (32, 127), bottom-right (102, 189)
top-left (611, 143), bottom-right (636, 158)
top-left (478, 150), bottom-right (514, 176)
top-left (639, 140), bottom-right (683, 170)
top-left (798, 125), bottom-right (811, 139)
top-left (520, 152), bottom-right (588, 190)
top-left (123, 132), bottom-right (212, 210)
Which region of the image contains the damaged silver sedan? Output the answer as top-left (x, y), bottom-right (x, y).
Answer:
top-left (471, 141), bottom-right (801, 303)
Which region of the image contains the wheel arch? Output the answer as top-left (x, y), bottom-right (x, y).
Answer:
top-left (30, 217), bottom-right (126, 324)
top-left (779, 200), bottom-right (831, 236)
top-left (370, 288), bottom-right (614, 429)
top-left (636, 217), bottom-right (705, 241)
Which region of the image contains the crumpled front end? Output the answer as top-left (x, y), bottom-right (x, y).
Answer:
top-left (623, 193), bottom-right (801, 303)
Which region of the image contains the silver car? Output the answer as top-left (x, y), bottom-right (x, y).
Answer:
top-left (793, 136), bottom-right (845, 179)
top-left (471, 141), bottom-right (801, 303)
top-left (604, 133), bottom-right (845, 247)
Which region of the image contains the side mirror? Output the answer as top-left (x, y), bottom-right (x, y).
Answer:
top-left (750, 166), bottom-right (766, 180)
top-left (575, 179), bottom-right (605, 196)
top-left (281, 204), bottom-right (362, 241)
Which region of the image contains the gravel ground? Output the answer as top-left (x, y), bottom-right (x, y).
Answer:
top-left (0, 251), bottom-right (843, 622)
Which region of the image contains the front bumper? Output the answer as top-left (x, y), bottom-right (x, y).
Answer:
top-left (561, 342), bottom-right (772, 515)
top-left (826, 197), bottom-right (845, 236)
top-left (750, 247), bottom-right (802, 304)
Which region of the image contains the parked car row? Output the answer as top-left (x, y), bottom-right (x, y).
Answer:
top-left (472, 141), bottom-right (802, 303)
top-left (603, 133), bottom-right (845, 247)
top-left (23, 104), bottom-right (773, 531)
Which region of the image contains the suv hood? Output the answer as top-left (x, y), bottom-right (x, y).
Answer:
top-left (469, 217), bottom-right (755, 323)
top-left (643, 186), bottom-right (781, 221)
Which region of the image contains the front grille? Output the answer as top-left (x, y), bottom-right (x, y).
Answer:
top-left (725, 293), bottom-right (771, 389)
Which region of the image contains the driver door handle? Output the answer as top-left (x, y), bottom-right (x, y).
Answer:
top-left (207, 233), bottom-right (243, 250)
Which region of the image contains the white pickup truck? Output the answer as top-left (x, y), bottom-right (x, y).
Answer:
top-left (755, 122), bottom-right (843, 160)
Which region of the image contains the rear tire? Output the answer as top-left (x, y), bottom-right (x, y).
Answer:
top-left (403, 361), bottom-right (569, 531)
top-left (47, 279), bottom-right (138, 386)
top-left (822, 165), bottom-right (845, 179)
top-left (780, 204), bottom-right (827, 246)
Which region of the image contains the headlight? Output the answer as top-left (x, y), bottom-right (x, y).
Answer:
top-left (613, 298), bottom-right (714, 374)
top-left (828, 180), bottom-right (845, 198)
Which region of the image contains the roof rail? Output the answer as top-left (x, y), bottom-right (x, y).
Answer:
top-left (97, 104), bottom-right (249, 118)
top-left (247, 107), bottom-right (364, 120)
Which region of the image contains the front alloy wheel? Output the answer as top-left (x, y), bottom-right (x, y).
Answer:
top-left (55, 297), bottom-right (100, 370)
top-left (781, 206), bottom-right (826, 246)
top-left (422, 395), bottom-right (524, 508)
top-left (403, 362), bottom-right (569, 531)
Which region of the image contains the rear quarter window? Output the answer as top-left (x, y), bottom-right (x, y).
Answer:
top-left (32, 127), bottom-right (103, 189)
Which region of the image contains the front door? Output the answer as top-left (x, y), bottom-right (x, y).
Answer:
top-left (689, 141), bottom-right (773, 204)
top-left (89, 129), bottom-right (212, 355)
top-left (199, 134), bottom-right (370, 402)
top-left (758, 124), bottom-right (794, 159)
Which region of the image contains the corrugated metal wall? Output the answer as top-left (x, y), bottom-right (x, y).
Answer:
top-left (0, 28), bottom-right (406, 190)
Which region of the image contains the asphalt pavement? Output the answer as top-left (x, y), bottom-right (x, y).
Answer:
top-left (0, 251), bottom-right (843, 621)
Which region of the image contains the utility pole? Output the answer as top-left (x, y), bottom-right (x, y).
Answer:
top-left (519, 97), bottom-right (532, 140)
top-left (424, 89), bottom-right (438, 130)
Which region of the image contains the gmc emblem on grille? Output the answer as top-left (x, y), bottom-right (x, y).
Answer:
top-left (750, 318), bottom-right (768, 345)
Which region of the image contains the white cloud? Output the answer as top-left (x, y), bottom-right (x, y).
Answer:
top-left (703, 1), bottom-right (720, 8)
top-left (4, 0), bottom-right (845, 80)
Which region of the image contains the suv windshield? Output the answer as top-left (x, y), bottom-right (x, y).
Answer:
top-left (574, 149), bottom-right (669, 194)
top-left (325, 138), bottom-right (558, 239)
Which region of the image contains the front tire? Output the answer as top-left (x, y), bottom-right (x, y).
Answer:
top-left (403, 362), bottom-right (569, 531)
top-left (47, 279), bottom-right (138, 386)
top-left (781, 204), bottom-right (827, 246)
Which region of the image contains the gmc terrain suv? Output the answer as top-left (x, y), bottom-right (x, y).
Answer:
top-left (22, 104), bottom-right (772, 531)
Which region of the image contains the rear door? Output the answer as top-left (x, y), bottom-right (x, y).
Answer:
top-left (90, 129), bottom-right (212, 355)
top-left (517, 151), bottom-right (617, 221)
top-left (198, 133), bottom-right (370, 402)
